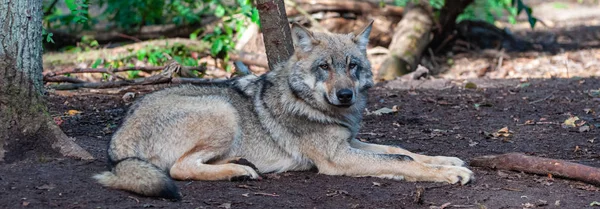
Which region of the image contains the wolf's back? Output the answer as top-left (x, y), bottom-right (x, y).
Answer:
top-left (93, 158), bottom-right (181, 200)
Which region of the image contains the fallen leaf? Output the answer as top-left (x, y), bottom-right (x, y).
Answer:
top-left (35, 184), bottom-right (55, 191)
top-left (53, 117), bottom-right (64, 126)
top-left (242, 193), bottom-right (249, 197)
top-left (518, 82), bottom-right (531, 88)
top-left (368, 106), bottom-right (399, 116)
top-left (590, 201), bottom-right (600, 206)
top-left (372, 182), bottom-right (382, 187)
top-left (67, 109), bottom-right (81, 116)
top-left (562, 116), bottom-right (580, 128)
top-left (584, 108), bottom-right (593, 114)
top-left (579, 126), bottom-right (590, 132)
top-left (22, 201), bottom-right (30, 206)
top-left (465, 82), bottom-right (477, 89)
top-left (587, 89), bottom-right (600, 98)
top-left (217, 203), bottom-right (231, 209)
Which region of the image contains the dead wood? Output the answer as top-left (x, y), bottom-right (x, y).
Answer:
top-left (48, 76), bottom-right (226, 90)
top-left (470, 153), bottom-right (600, 186)
top-left (43, 66), bottom-right (206, 77)
top-left (378, 5), bottom-right (433, 81)
top-left (286, 0), bottom-right (404, 17)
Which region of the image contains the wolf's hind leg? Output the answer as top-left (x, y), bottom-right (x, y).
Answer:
top-left (349, 138), bottom-right (465, 166)
top-left (170, 151), bottom-right (260, 181)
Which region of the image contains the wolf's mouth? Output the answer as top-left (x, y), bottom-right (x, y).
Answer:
top-left (324, 94), bottom-right (353, 108)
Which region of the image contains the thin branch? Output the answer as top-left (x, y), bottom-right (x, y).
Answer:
top-left (48, 76), bottom-right (227, 90)
top-left (43, 76), bottom-right (86, 83)
top-left (43, 66), bottom-right (206, 77)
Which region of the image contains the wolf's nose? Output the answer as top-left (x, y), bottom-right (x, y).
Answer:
top-left (336, 89), bottom-right (353, 104)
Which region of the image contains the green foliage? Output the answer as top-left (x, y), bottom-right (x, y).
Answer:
top-left (391, 0), bottom-right (536, 28)
top-left (457, 0), bottom-right (537, 28)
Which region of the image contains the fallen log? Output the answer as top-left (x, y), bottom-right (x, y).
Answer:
top-left (377, 4), bottom-right (433, 81)
top-left (470, 152), bottom-right (600, 186)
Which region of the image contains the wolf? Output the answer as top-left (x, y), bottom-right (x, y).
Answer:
top-left (93, 21), bottom-right (473, 200)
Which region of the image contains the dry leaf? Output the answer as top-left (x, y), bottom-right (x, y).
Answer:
top-left (372, 182), bottom-right (382, 187)
top-left (368, 106), bottom-right (399, 116)
top-left (67, 110), bottom-right (81, 116)
top-left (579, 126), bottom-right (590, 132)
top-left (218, 203), bottom-right (231, 209)
top-left (562, 116), bottom-right (580, 128)
top-left (22, 201), bottom-right (30, 206)
top-left (35, 184), bottom-right (55, 190)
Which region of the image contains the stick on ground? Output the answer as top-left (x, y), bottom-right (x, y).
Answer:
top-left (470, 152), bottom-right (600, 186)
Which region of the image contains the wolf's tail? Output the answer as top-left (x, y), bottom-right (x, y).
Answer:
top-left (93, 157), bottom-right (181, 200)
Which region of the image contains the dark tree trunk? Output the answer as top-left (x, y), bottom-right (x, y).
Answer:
top-left (0, 0), bottom-right (92, 162)
top-left (256, 0), bottom-right (294, 70)
top-left (428, 0), bottom-right (474, 53)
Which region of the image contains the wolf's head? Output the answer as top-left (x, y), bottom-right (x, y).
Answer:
top-left (283, 21), bottom-right (374, 112)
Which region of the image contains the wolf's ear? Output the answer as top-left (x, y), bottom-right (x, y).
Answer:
top-left (352, 20), bottom-right (374, 52)
top-left (291, 23), bottom-right (319, 52)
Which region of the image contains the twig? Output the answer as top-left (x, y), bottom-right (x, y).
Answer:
top-left (43, 76), bottom-right (86, 84)
top-left (284, 0), bottom-right (329, 33)
top-left (253, 192), bottom-right (279, 197)
top-left (44, 0), bottom-right (59, 16)
top-left (43, 66), bottom-right (206, 77)
top-left (528, 94), bottom-right (553, 105)
top-left (49, 75), bottom-right (227, 90)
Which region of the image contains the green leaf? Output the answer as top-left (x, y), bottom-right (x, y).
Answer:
top-left (65, 0), bottom-right (77, 11)
top-left (91, 58), bottom-right (102, 68)
top-left (215, 5), bottom-right (225, 17)
top-left (211, 39), bottom-right (224, 55)
top-left (251, 7), bottom-right (259, 23)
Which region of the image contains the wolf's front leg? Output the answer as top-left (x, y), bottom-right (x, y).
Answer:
top-left (349, 138), bottom-right (466, 166)
top-left (313, 147), bottom-right (473, 185)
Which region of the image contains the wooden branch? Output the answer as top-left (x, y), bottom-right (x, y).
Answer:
top-left (43, 76), bottom-right (86, 84)
top-left (43, 66), bottom-right (206, 77)
top-left (286, 0), bottom-right (404, 17)
top-left (48, 76), bottom-right (227, 90)
top-left (256, 0), bottom-right (295, 70)
top-left (471, 153), bottom-right (600, 186)
top-left (378, 5), bottom-right (433, 81)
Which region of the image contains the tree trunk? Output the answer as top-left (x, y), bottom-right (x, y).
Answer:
top-left (377, 5), bottom-right (433, 81)
top-left (0, 0), bottom-right (93, 162)
top-left (428, 0), bottom-right (474, 53)
top-left (256, 0), bottom-right (294, 70)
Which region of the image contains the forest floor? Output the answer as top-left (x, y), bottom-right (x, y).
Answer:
top-left (2, 1), bottom-right (600, 209)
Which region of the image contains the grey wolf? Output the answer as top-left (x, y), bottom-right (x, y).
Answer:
top-left (94, 21), bottom-right (473, 200)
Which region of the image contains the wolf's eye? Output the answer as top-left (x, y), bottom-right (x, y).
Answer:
top-left (348, 63), bottom-right (357, 69)
top-left (319, 64), bottom-right (329, 70)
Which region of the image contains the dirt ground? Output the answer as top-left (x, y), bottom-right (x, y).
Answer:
top-left (0, 77), bottom-right (598, 209)
top-left (2, 1), bottom-right (600, 209)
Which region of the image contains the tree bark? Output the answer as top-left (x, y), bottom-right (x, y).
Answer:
top-left (0, 0), bottom-right (92, 162)
top-left (377, 5), bottom-right (433, 81)
top-left (471, 153), bottom-right (600, 186)
top-left (428, 0), bottom-right (474, 53)
top-left (256, 0), bottom-right (294, 70)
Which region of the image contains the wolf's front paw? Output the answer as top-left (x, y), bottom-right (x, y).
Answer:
top-left (437, 166), bottom-right (474, 185)
top-left (428, 156), bottom-right (466, 167)
top-left (229, 165), bottom-right (262, 181)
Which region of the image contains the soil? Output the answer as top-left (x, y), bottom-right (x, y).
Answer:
top-left (3, 1), bottom-right (600, 209)
top-left (0, 77), bottom-right (599, 209)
